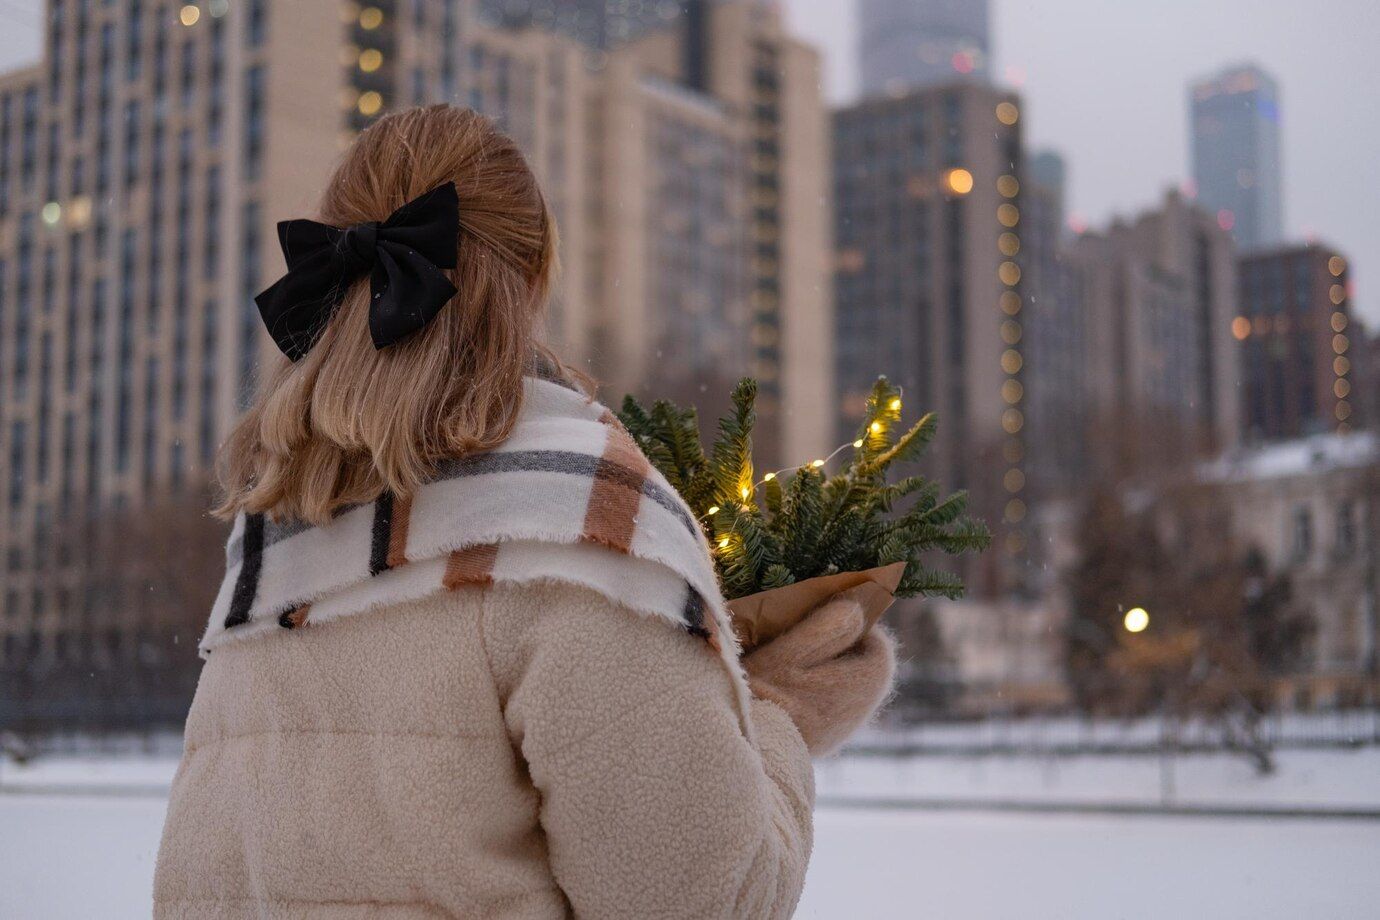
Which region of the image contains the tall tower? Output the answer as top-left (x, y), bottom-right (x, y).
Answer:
top-left (858, 0), bottom-right (990, 96)
top-left (1190, 63), bottom-right (1284, 252)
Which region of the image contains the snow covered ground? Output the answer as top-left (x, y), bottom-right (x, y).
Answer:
top-left (3, 748), bottom-right (1378, 918)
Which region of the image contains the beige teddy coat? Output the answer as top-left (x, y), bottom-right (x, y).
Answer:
top-left (153, 579), bottom-right (815, 918)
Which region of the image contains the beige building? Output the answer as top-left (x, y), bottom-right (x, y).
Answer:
top-left (1068, 189), bottom-right (1242, 477)
top-left (0, 0), bottom-right (831, 723)
top-left (1195, 432), bottom-right (1379, 706)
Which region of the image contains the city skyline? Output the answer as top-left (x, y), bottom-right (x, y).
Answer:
top-left (3, 1), bottom-right (1374, 322)
top-left (778, 0), bottom-right (1376, 324)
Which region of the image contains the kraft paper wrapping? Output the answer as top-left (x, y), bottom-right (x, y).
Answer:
top-left (726, 562), bottom-right (908, 651)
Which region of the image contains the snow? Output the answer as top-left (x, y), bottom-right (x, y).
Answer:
top-left (1199, 429), bottom-right (1378, 482)
top-left (3, 749), bottom-right (1379, 918)
top-left (816, 746), bottom-right (1380, 811)
top-left (799, 807), bottom-right (1380, 920)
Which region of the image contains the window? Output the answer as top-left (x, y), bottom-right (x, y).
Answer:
top-left (248, 0), bottom-right (267, 47)
top-left (1336, 500), bottom-right (1357, 557)
top-left (122, 99), bottom-right (141, 187)
top-left (1291, 505), bottom-right (1313, 562)
top-left (244, 65), bottom-right (265, 180)
top-left (9, 420), bottom-right (27, 509)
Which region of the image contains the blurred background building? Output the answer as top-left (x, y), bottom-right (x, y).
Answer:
top-left (1236, 244), bottom-right (1356, 442)
top-left (1065, 189), bottom-right (1242, 475)
top-left (1190, 63), bottom-right (1284, 253)
top-left (0, 0), bottom-right (833, 729)
top-left (832, 82), bottom-right (1028, 596)
top-left (857, 0), bottom-right (990, 95)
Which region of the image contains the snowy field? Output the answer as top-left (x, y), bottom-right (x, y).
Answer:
top-left (3, 749), bottom-right (1379, 919)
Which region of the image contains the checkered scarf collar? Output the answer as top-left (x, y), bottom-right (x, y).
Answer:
top-left (198, 374), bottom-right (748, 723)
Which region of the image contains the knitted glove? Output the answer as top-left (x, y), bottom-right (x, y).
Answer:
top-left (742, 586), bottom-right (897, 757)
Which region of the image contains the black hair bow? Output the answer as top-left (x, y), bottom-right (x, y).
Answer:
top-left (254, 183), bottom-right (460, 361)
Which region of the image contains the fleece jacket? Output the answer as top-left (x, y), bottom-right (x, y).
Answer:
top-left (153, 579), bottom-right (814, 918)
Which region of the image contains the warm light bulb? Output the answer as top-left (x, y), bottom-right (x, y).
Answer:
top-left (740, 486), bottom-right (751, 500)
top-left (179, 4), bottom-right (200, 26)
top-left (706, 506), bottom-right (720, 516)
top-left (810, 459), bottom-right (825, 468)
top-left (853, 439), bottom-right (863, 448)
top-left (357, 91), bottom-right (383, 115)
top-left (869, 421), bottom-right (882, 434)
top-left (888, 398), bottom-right (901, 411)
top-left (1124, 607), bottom-right (1149, 633)
top-left (763, 473), bottom-right (776, 482)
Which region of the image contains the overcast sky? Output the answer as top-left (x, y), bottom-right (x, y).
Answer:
top-left (2, 0), bottom-right (1376, 321)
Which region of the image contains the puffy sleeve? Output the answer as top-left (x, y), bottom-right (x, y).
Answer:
top-left (480, 581), bottom-right (815, 920)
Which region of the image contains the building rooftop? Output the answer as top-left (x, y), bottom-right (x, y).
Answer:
top-left (1200, 431), bottom-right (1379, 483)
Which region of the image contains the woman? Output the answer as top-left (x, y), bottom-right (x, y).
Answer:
top-left (154, 105), bottom-right (895, 919)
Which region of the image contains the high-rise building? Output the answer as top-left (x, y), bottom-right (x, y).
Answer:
top-left (1190, 64), bottom-right (1284, 252)
top-left (0, 0), bottom-right (831, 725)
top-left (858, 0), bottom-right (990, 96)
top-left (1067, 190), bottom-right (1241, 475)
top-left (1235, 244), bottom-right (1355, 441)
top-left (1019, 149), bottom-right (1090, 501)
top-left (833, 83), bottom-right (1027, 594)
top-left (479, 0), bottom-right (681, 49)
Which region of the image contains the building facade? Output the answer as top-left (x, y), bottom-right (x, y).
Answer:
top-left (833, 83), bottom-right (1028, 595)
top-left (0, 0), bottom-right (831, 727)
top-left (1067, 190), bottom-right (1242, 477)
top-left (1194, 432), bottom-right (1379, 707)
top-left (1019, 148), bottom-right (1090, 502)
top-left (1189, 63), bottom-right (1284, 252)
top-left (1236, 244), bottom-right (1355, 442)
top-left (857, 0), bottom-right (990, 95)
top-left (479, 0), bottom-right (682, 48)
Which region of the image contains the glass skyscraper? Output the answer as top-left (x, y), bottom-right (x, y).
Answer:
top-left (1190, 64), bottom-right (1284, 252)
top-left (858, 0), bottom-right (990, 95)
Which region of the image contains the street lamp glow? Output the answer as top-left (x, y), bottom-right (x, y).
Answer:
top-left (1124, 607), bottom-right (1149, 633)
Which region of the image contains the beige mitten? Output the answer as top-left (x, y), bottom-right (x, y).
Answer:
top-left (742, 586), bottom-right (897, 756)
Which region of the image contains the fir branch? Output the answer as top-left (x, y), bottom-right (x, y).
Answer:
top-left (622, 376), bottom-right (987, 601)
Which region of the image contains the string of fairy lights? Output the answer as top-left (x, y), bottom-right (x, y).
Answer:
top-left (703, 395), bottom-right (904, 552)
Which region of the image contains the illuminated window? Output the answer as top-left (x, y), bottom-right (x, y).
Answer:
top-left (359, 49), bottom-right (384, 73)
top-left (1231, 316), bottom-right (1251, 340)
top-left (359, 6), bottom-right (384, 29)
top-left (998, 261), bottom-right (1021, 286)
top-left (944, 167), bottom-right (974, 195)
top-left (357, 91), bottom-right (383, 115)
top-left (996, 175), bottom-right (1019, 198)
top-left (1328, 255), bottom-right (1346, 276)
top-left (998, 232), bottom-right (1020, 256)
top-left (179, 4), bottom-right (200, 27)
top-left (997, 204), bottom-right (1019, 227)
top-left (995, 102), bottom-right (1019, 125)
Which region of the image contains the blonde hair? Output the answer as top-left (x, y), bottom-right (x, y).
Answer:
top-left (217, 105), bottom-right (573, 524)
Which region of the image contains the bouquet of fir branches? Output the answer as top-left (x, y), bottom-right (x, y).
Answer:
top-left (618, 377), bottom-right (990, 649)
